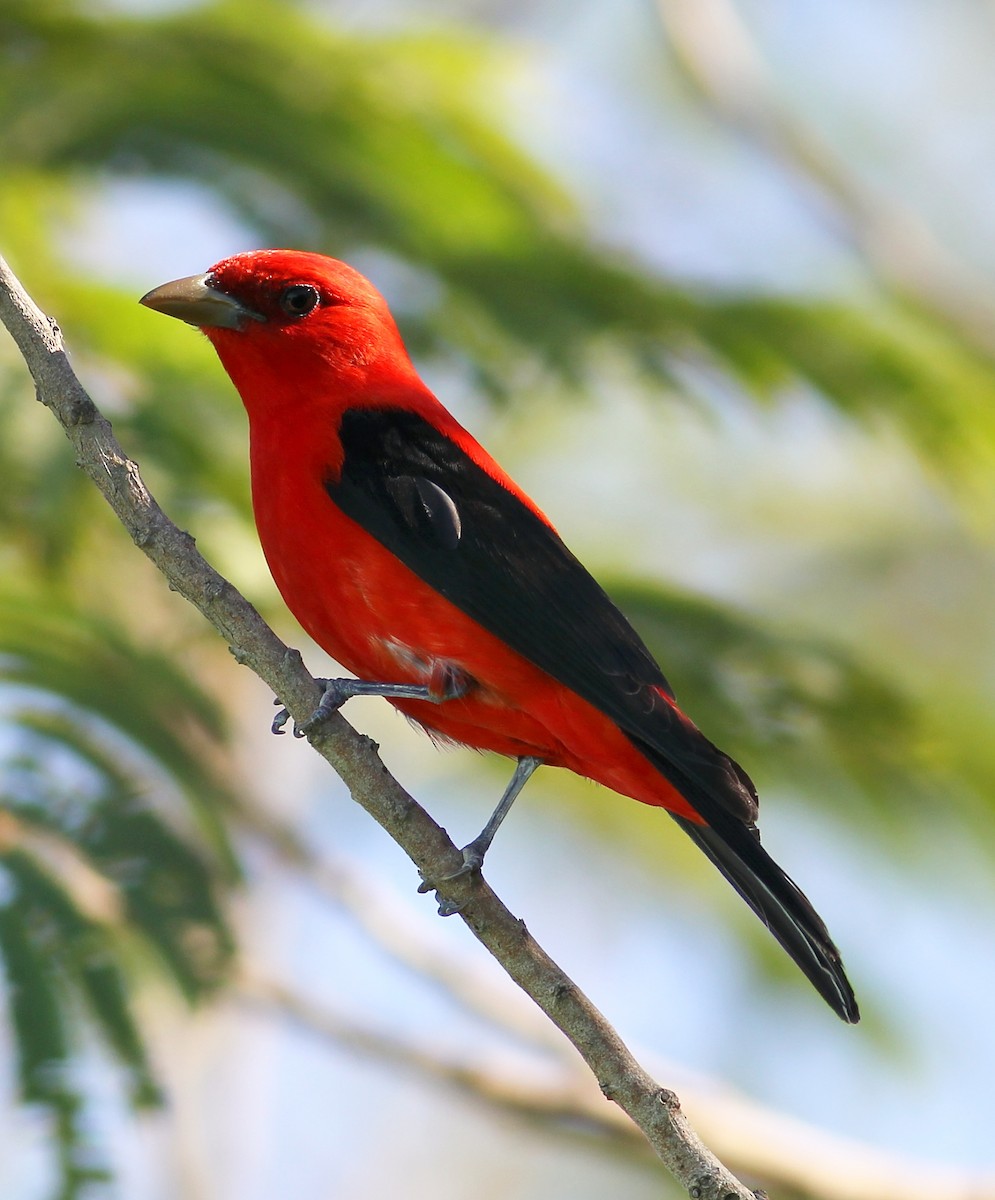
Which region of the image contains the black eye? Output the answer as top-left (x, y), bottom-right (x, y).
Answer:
top-left (279, 284), bottom-right (320, 318)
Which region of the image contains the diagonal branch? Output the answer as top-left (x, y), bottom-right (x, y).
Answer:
top-left (0, 251), bottom-right (758, 1200)
top-left (233, 792), bottom-right (571, 1054)
top-left (236, 970), bottom-right (650, 1156)
top-left (240, 972), bottom-right (995, 1200)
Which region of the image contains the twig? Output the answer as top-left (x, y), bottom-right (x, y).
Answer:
top-left (0, 251), bottom-right (758, 1200)
top-left (241, 970), bottom-right (995, 1200)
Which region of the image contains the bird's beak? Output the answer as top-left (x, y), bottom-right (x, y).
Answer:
top-left (139, 273), bottom-right (264, 329)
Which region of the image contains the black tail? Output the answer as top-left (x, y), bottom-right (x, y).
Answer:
top-left (670, 809), bottom-right (859, 1023)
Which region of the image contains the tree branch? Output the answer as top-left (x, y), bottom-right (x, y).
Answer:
top-left (240, 971), bottom-right (995, 1200)
top-left (236, 970), bottom-right (651, 1156)
top-left (234, 791), bottom-right (572, 1054)
top-left (0, 251), bottom-right (758, 1200)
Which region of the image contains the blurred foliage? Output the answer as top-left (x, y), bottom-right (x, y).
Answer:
top-left (5, 0), bottom-right (995, 482)
top-left (1, 0), bottom-right (995, 1194)
top-left (611, 580), bottom-right (924, 809)
top-left (0, 596), bottom-right (237, 1196)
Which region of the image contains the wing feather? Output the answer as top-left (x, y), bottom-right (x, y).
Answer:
top-left (327, 405), bottom-right (858, 1021)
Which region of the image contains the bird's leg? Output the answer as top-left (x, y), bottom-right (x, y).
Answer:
top-left (271, 663), bottom-right (472, 737)
top-left (419, 755), bottom-right (542, 916)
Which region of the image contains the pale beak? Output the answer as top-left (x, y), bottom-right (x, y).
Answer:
top-left (139, 273), bottom-right (264, 329)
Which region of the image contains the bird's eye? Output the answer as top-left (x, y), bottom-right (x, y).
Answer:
top-left (279, 284), bottom-right (320, 318)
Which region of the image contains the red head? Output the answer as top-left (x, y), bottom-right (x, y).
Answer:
top-left (140, 249), bottom-right (426, 421)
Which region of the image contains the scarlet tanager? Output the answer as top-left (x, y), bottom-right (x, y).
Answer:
top-left (141, 249), bottom-right (858, 1023)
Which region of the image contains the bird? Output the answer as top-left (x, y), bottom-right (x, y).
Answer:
top-left (140, 248), bottom-right (859, 1022)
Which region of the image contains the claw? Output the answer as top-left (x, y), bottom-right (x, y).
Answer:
top-left (416, 841), bottom-right (487, 915)
top-left (298, 677), bottom-right (344, 736)
top-left (271, 679), bottom-right (341, 737)
top-left (270, 669), bottom-right (474, 739)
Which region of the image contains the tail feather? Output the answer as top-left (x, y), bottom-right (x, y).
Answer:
top-left (670, 811), bottom-right (859, 1023)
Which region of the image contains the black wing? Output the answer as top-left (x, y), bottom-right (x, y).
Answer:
top-left (330, 409), bottom-right (756, 814)
top-left (328, 407), bottom-right (858, 1022)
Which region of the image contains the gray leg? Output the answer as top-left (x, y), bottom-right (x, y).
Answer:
top-left (272, 668), bottom-right (471, 737)
top-left (420, 755), bottom-right (543, 915)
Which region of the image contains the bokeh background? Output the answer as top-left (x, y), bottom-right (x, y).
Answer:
top-left (3, 1), bottom-right (995, 1197)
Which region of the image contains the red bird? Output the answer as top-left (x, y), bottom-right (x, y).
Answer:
top-left (141, 249), bottom-right (858, 1022)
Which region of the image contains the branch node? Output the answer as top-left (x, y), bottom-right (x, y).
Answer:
top-left (133, 523), bottom-right (154, 549)
top-left (282, 646), bottom-right (305, 667)
top-left (689, 1169), bottom-right (726, 1200)
top-left (549, 979), bottom-right (573, 1006)
top-left (69, 399), bottom-right (96, 426)
top-left (203, 576), bottom-right (226, 603)
top-left (120, 457), bottom-right (151, 505)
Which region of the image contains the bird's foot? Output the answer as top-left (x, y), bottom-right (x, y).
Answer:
top-left (271, 667), bottom-right (473, 737)
top-left (417, 837), bottom-right (488, 916)
top-left (271, 678), bottom-right (341, 737)
top-left (416, 757), bottom-right (541, 916)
